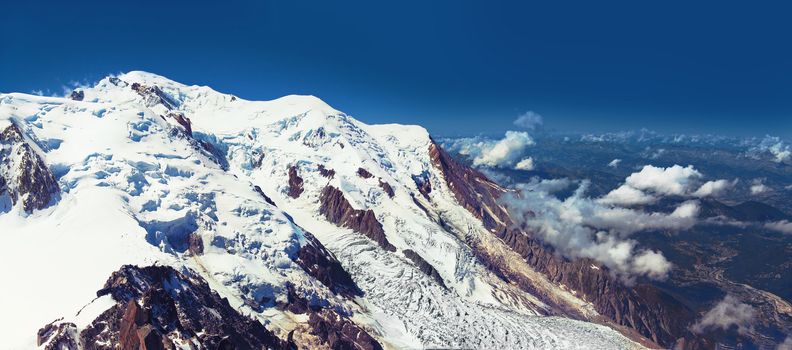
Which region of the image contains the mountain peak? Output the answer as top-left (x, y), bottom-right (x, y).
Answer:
top-left (116, 70), bottom-right (183, 87)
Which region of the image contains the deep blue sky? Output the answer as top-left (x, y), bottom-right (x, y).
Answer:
top-left (2, 1), bottom-right (790, 137)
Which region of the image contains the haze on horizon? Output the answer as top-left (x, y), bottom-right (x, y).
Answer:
top-left (2, 0), bottom-right (790, 138)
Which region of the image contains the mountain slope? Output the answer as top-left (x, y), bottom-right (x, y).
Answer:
top-left (1, 71), bottom-right (645, 349)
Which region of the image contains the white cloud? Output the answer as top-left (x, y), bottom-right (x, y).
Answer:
top-left (601, 165), bottom-right (734, 205)
top-left (750, 178), bottom-right (770, 195)
top-left (625, 165), bottom-right (702, 196)
top-left (450, 131), bottom-right (535, 169)
top-left (599, 184), bottom-right (656, 206)
top-left (692, 179), bottom-right (735, 197)
top-left (753, 135), bottom-right (791, 163)
top-left (513, 111), bottom-right (543, 130)
top-left (520, 177), bottom-right (575, 194)
top-left (765, 220), bottom-right (792, 234)
top-left (632, 250), bottom-right (673, 280)
top-left (514, 157), bottom-right (535, 170)
top-left (691, 295), bottom-right (756, 335)
top-left (500, 180), bottom-right (696, 280)
top-left (607, 159), bottom-right (621, 168)
top-left (583, 200), bottom-right (699, 236)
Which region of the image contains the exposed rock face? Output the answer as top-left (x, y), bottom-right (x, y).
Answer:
top-left (412, 172), bottom-right (432, 200)
top-left (378, 179), bottom-right (395, 198)
top-left (163, 116), bottom-right (228, 171)
top-left (187, 232), bottom-right (203, 255)
top-left (357, 167), bottom-right (373, 179)
top-left (108, 77), bottom-right (126, 86)
top-left (287, 165), bottom-right (304, 198)
top-left (0, 123), bottom-right (59, 213)
top-left (130, 83), bottom-right (178, 110)
top-left (278, 285), bottom-right (383, 350)
top-left (165, 111), bottom-right (192, 137)
top-left (295, 231), bottom-right (363, 299)
top-left (254, 184), bottom-right (277, 206)
top-left (69, 90), bottom-right (84, 101)
top-left (38, 265), bottom-right (292, 350)
top-left (318, 164), bottom-right (335, 178)
top-left (403, 249), bottom-right (446, 288)
top-left (319, 185), bottom-right (396, 252)
top-left (307, 310), bottom-right (383, 350)
top-left (427, 140), bottom-right (696, 347)
top-left (37, 321), bottom-right (78, 350)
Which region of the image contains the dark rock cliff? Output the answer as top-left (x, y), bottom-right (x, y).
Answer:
top-left (287, 165), bottom-right (304, 198)
top-left (319, 185), bottom-right (396, 252)
top-left (0, 123), bottom-right (59, 213)
top-left (280, 286), bottom-right (384, 350)
top-left (295, 231), bottom-right (364, 299)
top-left (318, 164), bottom-right (336, 178)
top-left (403, 249), bottom-right (446, 288)
top-left (38, 265), bottom-right (292, 350)
top-left (378, 179), bottom-right (395, 198)
top-left (357, 167), bottom-right (373, 179)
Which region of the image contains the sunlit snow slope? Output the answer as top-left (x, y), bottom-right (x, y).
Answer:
top-left (0, 72), bottom-right (643, 349)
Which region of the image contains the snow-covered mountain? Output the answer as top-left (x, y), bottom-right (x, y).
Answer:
top-left (0, 72), bottom-right (667, 349)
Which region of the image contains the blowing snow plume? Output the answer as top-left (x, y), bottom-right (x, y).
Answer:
top-left (499, 178), bottom-right (702, 281)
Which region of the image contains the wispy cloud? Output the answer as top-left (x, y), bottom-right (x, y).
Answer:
top-left (513, 111), bottom-right (543, 130)
top-left (765, 220), bottom-right (792, 234)
top-left (691, 295), bottom-right (756, 335)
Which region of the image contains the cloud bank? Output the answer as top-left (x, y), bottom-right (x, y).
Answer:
top-left (691, 179), bottom-right (734, 197)
top-left (625, 165), bottom-right (702, 195)
top-left (600, 165), bottom-right (734, 206)
top-left (500, 179), bottom-right (699, 280)
top-left (691, 295), bottom-right (756, 335)
top-left (445, 131), bottom-right (535, 170)
top-left (765, 220), bottom-right (792, 234)
top-left (753, 135), bottom-right (791, 163)
top-left (750, 178), bottom-right (770, 195)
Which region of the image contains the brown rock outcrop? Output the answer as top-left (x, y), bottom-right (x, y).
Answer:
top-left (287, 165), bottom-right (304, 198)
top-left (130, 83), bottom-right (178, 110)
top-left (165, 112), bottom-right (192, 137)
top-left (319, 185), bottom-right (396, 252)
top-left (0, 123), bottom-right (60, 213)
top-left (318, 164), bottom-right (335, 178)
top-left (295, 231), bottom-right (363, 298)
top-left (38, 265), bottom-right (292, 350)
top-left (378, 179), bottom-right (395, 198)
top-left (357, 167), bottom-right (373, 179)
top-left (308, 309), bottom-right (383, 350)
top-left (403, 249), bottom-right (446, 288)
